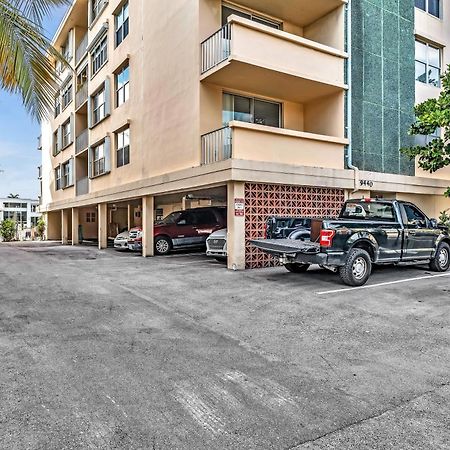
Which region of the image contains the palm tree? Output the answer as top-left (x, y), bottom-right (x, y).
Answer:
top-left (0, 0), bottom-right (70, 120)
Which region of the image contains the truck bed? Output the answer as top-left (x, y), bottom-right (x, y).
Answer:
top-left (250, 239), bottom-right (320, 256)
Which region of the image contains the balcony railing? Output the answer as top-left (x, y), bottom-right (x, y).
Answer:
top-left (75, 83), bottom-right (88, 109)
top-left (76, 129), bottom-right (89, 154)
top-left (37, 165), bottom-right (42, 179)
top-left (76, 177), bottom-right (89, 196)
top-left (75, 33), bottom-right (88, 65)
top-left (201, 126), bottom-right (232, 165)
top-left (201, 23), bottom-right (231, 74)
top-left (37, 135), bottom-right (42, 151)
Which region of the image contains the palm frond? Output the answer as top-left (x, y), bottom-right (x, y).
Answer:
top-left (0, 0), bottom-right (70, 120)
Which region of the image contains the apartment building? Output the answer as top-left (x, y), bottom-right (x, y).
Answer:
top-left (39, 0), bottom-right (450, 269)
top-left (0, 198), bottom-right (40, 229)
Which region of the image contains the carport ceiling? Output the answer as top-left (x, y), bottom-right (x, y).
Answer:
top-left (156, 186), bottom-right (227, 206)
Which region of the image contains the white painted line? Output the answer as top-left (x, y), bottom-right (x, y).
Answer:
top-left (316, 272), bottom-right (450, 295)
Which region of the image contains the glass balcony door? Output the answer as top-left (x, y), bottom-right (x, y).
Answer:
top-left (222, 93), bottom-right (281, 128)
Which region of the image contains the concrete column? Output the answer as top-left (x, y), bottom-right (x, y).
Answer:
top-left (127, 204), bottom-right (134, 230)
top-left (47, 211), bottom-right (62, 240)
top-left (142, 195), bottom-right (154, 257)
top-left (227, 182), bottom-right (246, 270)
top-left (61, 209), bottom-right (70, 245)
top-left (72, 208), bottom-right (79, 245)
top-left (98, 203), bottom-right (108, 249)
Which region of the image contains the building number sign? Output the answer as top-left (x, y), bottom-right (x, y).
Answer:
top-left (360, 179), bottom-right (374, 188)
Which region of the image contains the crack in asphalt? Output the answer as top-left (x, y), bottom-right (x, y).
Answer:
top-left (286, 381), bottom-right (450, 449)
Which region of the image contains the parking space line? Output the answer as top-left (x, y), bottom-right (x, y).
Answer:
top-left (316, 272), bottom-right (450, 295)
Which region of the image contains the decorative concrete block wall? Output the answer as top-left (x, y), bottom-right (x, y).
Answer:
top-left (244, 183), bottom-right (345, 269)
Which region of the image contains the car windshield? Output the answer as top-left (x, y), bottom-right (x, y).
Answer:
top-left (340, 202), bottom-right (396, 222)
top-left (158, 211), bottom-right (183, 225)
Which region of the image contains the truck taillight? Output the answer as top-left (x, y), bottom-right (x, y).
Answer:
top-left (320, 229), bottom-right (336, 248)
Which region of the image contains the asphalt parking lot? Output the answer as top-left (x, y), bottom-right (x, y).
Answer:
top-left (0, 242), bottom-right (449, 449)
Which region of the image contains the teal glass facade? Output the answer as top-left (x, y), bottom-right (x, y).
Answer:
top-left (351, 0), bottom-right (415, 175)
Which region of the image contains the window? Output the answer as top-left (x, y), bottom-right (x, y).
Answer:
top-left (62, 83), bottom-right (73, 109)
top-left (415, 127), bottom-right (441, 146)
top-left (223, 93), bottom-right (281, 127)
top-left (115, 2), bottom-right (129, 46)
top-left (62, 34), bottom-right (72, 61)
top-left (92, 0), bottom-right (107, 21)
top-left (55, 166), bottom-right (62, 190)
top-left (403, 204), bottom-right (427, 227)
top-left (77, 66), bottom-right (88, 90)
top-left (116, 63), bottom-right (129, 106)
top-left (92, 142), bottom-right (106, 177)
top-left (86, 212), bottom-right (96, 223)
top-left (54, 94), bottom-right (61, 117)
top-left (222, 5), bottom-right (281, 29)
top-left (92, 87), bottom-right (106, 125)
top-left (53, 130), bottom-right (59, 156)
top-left (62, 160), bottom-right (72, 187)
top-left (193, 210), bottom-right (218, 224)
top-left (341, 201), bottom-right (396, 222)
top-left (415, 0), bottom-right (440, 18)
top-left (116, 127), bottom-right (130, 167)
top-left (91, 36), bottom-right (108, 76)
top-left (62, 119), bottom-right (71, 148)
top-left (416, 40), bottom-right (441, 87)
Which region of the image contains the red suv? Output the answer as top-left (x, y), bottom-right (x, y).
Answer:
top-left (130, 207), bottom-right (227, 255)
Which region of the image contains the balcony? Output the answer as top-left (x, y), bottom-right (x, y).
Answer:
top-left (75, 32), bottom-right (88, 66)
top-left (76, 177), bottom-right (89, 196)
top-left (76, 129), bottom-right (88, 154)
top-left (37, 135), bottom-right (42, 151)
top-left (37, 165), bottom-right (42, 180)
top-left (201, 17), bottom-right (347, 103)
top-left (201, 121), bottom-right (346, 169)
top-left (75, 83), bottom-right (88, 109)
top-left (229, 0), bottom-right (344, 28)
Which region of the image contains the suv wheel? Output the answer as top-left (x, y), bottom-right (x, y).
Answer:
top-left (429, 242), bottom-right (450, 272)
top-left (155, 236), bottom-right (172, 255)
top-left (338, 248), bottom-right (372, 286)
top-left (284, 263), bottom-right (310, 273)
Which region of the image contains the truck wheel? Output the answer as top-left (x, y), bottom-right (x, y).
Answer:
top-left (338, 248), bottom-right (372, 286)
top-left (429, 242), bottom-right (450, 272)
top-left (284, 263), bottom-right (310, 273)
top-left (155, 236), bottom-right (172, 255)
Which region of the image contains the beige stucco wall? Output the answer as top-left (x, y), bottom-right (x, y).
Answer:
top-left (230, 19), bottom-right (346, 88)
top-left (395, 193), bottom-right (450, 219)
top-left (231, 122), bottom-right (346, 169)
top-left (304, 91), bottom-right (345, 138)
top-left (304, 5), bottom-right (345, 50)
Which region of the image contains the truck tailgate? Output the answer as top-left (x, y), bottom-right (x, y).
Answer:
top-left (250, 239), bottom-right (320, 256)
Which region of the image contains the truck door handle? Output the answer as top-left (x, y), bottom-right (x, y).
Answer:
top-left (409, 231), bottom-right (416, 236)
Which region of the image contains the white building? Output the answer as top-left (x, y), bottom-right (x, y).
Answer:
top-left (0, 198), bottom-right (41, 229)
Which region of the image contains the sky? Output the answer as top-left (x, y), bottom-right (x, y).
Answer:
top-left (0, 5), bottom-right (68, 199)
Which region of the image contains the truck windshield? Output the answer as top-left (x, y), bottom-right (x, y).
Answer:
top-left (340, 202), bottom-right (396, 222)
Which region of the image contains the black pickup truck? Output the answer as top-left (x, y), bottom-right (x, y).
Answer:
top-left (251, 199), bottom-right (450, 286)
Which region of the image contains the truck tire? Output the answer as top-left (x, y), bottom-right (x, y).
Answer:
top-left (284, 263), bottom-right (310, 273)
top-left (429, 242), bottom-right (450, 272)
top-left (338, 248), bottom-right (372, 286)
top-left (154, 236), bottom-right (172, 255)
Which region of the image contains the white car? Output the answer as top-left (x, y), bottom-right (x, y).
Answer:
top-left (114, 230), bottom-right (130, 250)
top-left (206, 228), bottom-right (227, 261)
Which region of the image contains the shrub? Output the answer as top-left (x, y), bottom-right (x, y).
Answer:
top-left (439, 210), bottom-right (450, 231)
top-left (36, 217), bottom-right (46, 240)
top-left (0, 219), bottom-right (16, 242)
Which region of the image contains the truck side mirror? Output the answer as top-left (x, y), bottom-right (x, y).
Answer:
top-left (430, 218), bottom-right (438, 228)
